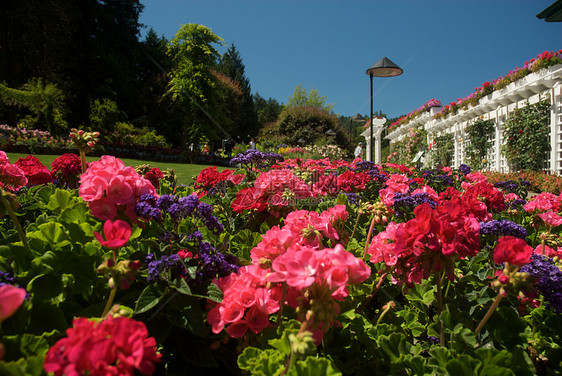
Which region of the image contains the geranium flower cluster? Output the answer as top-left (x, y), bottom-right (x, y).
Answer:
top-left (231, 169), bottom-right (312, 214)
top-left (43, 316), bottom-right (161, 376)
top-left (51, 153), bottom-right (83, 188)
top-left (0, 151), bottom-right (27, 191)
top-left (79, 155), bottom-right (157, 222)
top-left (194, 166), bottom-right (245, 196)
top-left (14, 155), bottom-right (53, 186)
top-left (368, 201), bottom-right (480, 286)
top-left (143, 167), bottom-right (164, 189)
top-left (207, 205), bottom-right (370, 343)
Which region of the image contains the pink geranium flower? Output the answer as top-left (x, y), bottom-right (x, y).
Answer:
top-left (538, 211), bottom-right (562, 229)
top-left (44, 316), bottom-right (161, 376)
top-left (0, 150), bottom-right (9, 164)
top-left (0, 284), bottom-right (26, 322)
top-left (94, 219), bottom-right (132, 249)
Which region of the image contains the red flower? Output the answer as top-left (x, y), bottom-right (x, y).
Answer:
top-left (44, 316), bottom-right (161, 376)
top-left (144, 167), bottom-right (164, 189)
top-left (493, 236), bottom-right (533, 266)
top-left (94, 219), bottom-right (132, 249)
top-left (15, 155), bottom-right (52, 185)
top-left (51, 153), bottom-right (82, 188)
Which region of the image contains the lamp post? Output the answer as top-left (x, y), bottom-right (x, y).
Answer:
top-left (366, 57), bottom-right (403, 161)
top-left (349, 113), bottom-right (364, 154)
top-left (326, 128), bottom-right (336, 144)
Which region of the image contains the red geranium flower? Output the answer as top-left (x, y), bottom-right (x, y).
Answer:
top-left (15, 155), bottom-right (52, 186)
top-left (493, 236), bottom-right (533, 266)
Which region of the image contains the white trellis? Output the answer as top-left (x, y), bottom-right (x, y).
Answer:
top-left (386, 64), bottom-right (562, 174)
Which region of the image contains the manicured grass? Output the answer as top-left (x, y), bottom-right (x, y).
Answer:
top-left (6, 152), bottom-right (230, 186)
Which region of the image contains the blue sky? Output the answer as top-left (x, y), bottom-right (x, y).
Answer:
top-left (139, 0), bottom-right (561, 119)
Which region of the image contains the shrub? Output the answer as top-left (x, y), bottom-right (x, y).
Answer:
top-left (273, 106), bottom-right (344, 147)
top-left (89, 98), bottom-right (126, 134)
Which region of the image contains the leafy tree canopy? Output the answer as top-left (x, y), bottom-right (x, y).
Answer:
top-left (286, 84), bottom-right (335, 113)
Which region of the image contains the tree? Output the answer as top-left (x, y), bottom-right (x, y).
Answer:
top-left (286, 84), bottom-right (335, 113)
top-left (166, 23), bottom-right (225, 146)
top-left (0, 0), bottom-right (146, 129)
top-left (263, 106), bottom-right (344, 147)
top-left (216, 44), bottom-right (259, 138)
top-left (253, 93), bottom-right (284, 126)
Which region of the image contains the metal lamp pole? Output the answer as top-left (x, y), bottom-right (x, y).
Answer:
top-left (366, 57), bottom-right (403, 162)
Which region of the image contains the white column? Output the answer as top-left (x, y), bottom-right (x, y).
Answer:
top-left (360, 117), bottom-right (386, 163)
top-left (550, 85), bottom-right (559, 173)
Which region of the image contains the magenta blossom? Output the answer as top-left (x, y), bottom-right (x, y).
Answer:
top-left (94, 219), bottom-right (132, 249)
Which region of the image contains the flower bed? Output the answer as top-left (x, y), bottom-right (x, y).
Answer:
top-left (1, 149), bottom-right (562, 375)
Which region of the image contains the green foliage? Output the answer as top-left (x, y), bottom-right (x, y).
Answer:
top-left (389, 126), bottom-right (427, 165)
top-left (167, 23), bottom-right (224, 145)
top-left (268, 106), bottom-right (343, 147)
top-left (286, 84), bottom-right (335, 113)
top-left (0, 79), bottom-right (68, 134)
top-left (465, 118), bottom-right (495, 171)
top-left (502, 98), bottom-right (551, 171)
top-left (254, 93), bottom-right (284, 126)
top-left (216, 44), bottom-right (259, 137)
top-left (89, 98), bottom-right (126, 134)
top-left (429, 133), bottom-right (454, 167)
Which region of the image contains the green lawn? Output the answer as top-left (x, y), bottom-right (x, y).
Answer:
top-left (6, 152), bottom-right (230, 186)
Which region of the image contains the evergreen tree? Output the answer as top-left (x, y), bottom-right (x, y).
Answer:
top-left (166, 23), bottom-right (225, 147)
top-left (217, 44), bottom-right (259, 138)
top-left (253, 93), bottom-right (284, 126)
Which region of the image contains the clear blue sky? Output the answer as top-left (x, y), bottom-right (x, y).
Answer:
top-left (139, 0), bottom-right (561, 119)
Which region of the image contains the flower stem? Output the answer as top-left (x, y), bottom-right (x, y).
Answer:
top-left (356, 271), bottom-right (389, 314)
top-left (0, 196), bottom-right (32, 258)
top-left (350, 209), bottom-right (362, 240)
top-left (362, 213), bottom-right (377, 260)
top-left (376, 301), bottom-right (395, 325)
top-left (435, 270), bottom-right (445, 346)
top-left (79, 150), bottom-right (87, 174)
top-left (101, 287), bottom-right (117, 318)
top-left (475, 291), bottom-right (502, 335)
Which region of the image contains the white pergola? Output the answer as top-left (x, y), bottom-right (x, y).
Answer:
top-left (360, 117), bottom-right (386, 164)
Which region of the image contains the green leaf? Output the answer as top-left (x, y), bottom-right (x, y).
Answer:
top-left (135, 284), bottom-right (165, 314)
top-left (292, 357), bottom-right (342, 376)
top-left (0, 355), bottom-right (46, 376)
top-left (406, 279), bottom-right (435, 306)
top-left (30, 222), bottom-right (72, 250)
top-left (428, 347), bottom-right (454, 368)
top-left (479, 365), bottom-right (516, 376)
top-left (171, 277), bottom-right (192, 295)
top-left (378, 333), bottom-right (418, 363)
top-left (27, 273), bottom-right (63, 300)
top-left (205, 281), bottom-right (223, 303)
top-left (166, 296), bottom-right (207, 337)
top-left (237, 347), bottom-right (285, 376)
top-left (45, 188), bottom-right (72, 212)
top-left (445, 355), bottom-right (481, 375)
top-left (1, 333), bottom-right (50, 359)
top-left (33, 185), bottom-right (55, 205)
top-left (59, 202), bottom-right (88, 223)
